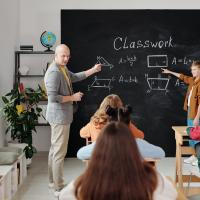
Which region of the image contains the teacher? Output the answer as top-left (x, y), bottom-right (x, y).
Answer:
top-left (44, 44), bottom-right (101, 197)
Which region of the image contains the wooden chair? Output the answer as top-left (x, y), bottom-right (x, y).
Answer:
top-left (86, 137), bottom-right (92, 146)
top-left (144, 158), bottom-right (159, 167)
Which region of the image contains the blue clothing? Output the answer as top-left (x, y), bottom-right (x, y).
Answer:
top-left (187, 108), bottom-right (200, 147)
top-left (77, 139), bottom-right (165, 160)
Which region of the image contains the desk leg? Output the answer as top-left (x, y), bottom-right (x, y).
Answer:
top-left (176, 142), bottom-right (183, 191)
top-left (175, 146), bottom-right (178, 183)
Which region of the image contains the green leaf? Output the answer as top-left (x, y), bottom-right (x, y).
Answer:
top-left (1, 84), bottom-right (47, 159)
top-left (5, 126), bottom-right (10, 134)
top-left (2, 96), bottom-right (9, 104)
top-left (36, 107), bottom-right (42, 112)
top-left (5, 92), bottom-right (12, 96)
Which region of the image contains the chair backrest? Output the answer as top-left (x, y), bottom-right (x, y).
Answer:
top-left (86, 137), bottom-right (92, 146)
top-left (145, 158), bottom-right (160, 167)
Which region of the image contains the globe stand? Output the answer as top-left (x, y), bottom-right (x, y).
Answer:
top-left (44, 47), bottom-right (54, 52)
top-left (40, 31), bottom-right (56, 53)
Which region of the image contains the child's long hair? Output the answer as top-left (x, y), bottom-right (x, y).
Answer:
top-left (75, 105), bottom-right (157, 200)
top-left (89, 94), bottom-right (123, 125)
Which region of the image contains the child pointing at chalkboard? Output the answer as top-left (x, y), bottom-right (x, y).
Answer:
top-left (162, 61), bottom-right (200, 167)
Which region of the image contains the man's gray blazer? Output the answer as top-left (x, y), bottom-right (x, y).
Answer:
top-left (44, 62), bottom-right (86, 124)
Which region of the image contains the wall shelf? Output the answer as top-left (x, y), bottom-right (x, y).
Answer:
top-left (17, 75), bottom-right (44, 77)
top-left (14, 51), bottom-right (53, 126)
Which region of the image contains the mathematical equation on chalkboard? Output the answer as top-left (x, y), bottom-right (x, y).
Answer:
top-left (118, 55), bottom-right (137, 66)
top-left (88, 54), bottom-right (192, 93)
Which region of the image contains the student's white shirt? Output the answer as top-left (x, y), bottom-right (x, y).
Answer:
top-left (153, 173), bottom-right (177, 200)
top-left (59, 172), bottom-right (177, 200)
top-left (59, 181), bottom-right (76, 200)
top-left (188, 86), bottom-right (193, 106)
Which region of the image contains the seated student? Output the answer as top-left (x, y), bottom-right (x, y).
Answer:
top-left (59, 122), bottom-right (177, 200)
top-left (77, 105), bottom-right (165, 160)
top-left (80, 94), bottom-right (144, 141)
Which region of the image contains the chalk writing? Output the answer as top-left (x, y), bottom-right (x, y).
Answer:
top-left (119, 75), bottom-right (138, 83)
top-left (118, 55), bottom-right (137, 66)
top-left (113, 36), bottom-right (174, 51)
top-left (175, 79), bottom-right (185, 87)
top-left (171, 56), bottom-right (199, 65)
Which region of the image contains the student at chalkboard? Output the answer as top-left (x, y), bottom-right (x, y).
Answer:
top-left (77, 104), bottom-right (165, 160)
top-left (162, 61), bottom-right (200, 166)
top-left (80, 94), bottom-right (144, 142)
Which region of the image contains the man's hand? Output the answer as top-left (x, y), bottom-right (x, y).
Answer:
top-left (85, 64), bottom-right (102, 77)
top-left (92, 64), bottom-right (102, 73)
top-left (72, 92), bottom-right (84, 101)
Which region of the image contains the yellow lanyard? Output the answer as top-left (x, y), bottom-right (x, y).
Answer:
top-left (59, 66), bottom-right (73, 95)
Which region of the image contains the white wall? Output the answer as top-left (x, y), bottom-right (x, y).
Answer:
top-left (19, 0), bottom-right (200, 51)
top-left (0, 0), bottom-right (20, 147)
top-left (17, 0), bottom-right (200, 151)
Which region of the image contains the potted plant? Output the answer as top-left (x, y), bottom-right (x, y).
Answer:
top-left (1, 83), bottom-right (45, 159)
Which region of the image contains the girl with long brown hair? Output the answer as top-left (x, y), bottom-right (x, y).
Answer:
top-left (59, 122), bottom-right (177, 200)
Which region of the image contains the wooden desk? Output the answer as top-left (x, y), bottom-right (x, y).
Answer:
top-left (172, 126), bottom-right (200, 192)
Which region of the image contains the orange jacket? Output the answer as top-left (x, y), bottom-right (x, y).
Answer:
top-left (80, 121), bottom-right (144, 142)
top-left (179, 74), bottom-right (200, 119)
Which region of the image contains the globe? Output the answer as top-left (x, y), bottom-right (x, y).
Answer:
top-left (40, 31), bottom-right (56, 52)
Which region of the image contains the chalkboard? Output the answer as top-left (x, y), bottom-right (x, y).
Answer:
top-left (61, 10), bottom-right (200, 157)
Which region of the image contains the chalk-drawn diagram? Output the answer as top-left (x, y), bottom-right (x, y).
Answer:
top-left (88, 76), bottom-right (115, 91)
top-left (97, 56), bottom-right (114, 69)
top-left (147, 55), bottom-right (168, 68)
top-left (145, 74), bottom-right (170, 93)
top-left (118, 55), bottom-right (137, 66)
top-left (146, 55), bottom-right (169, 93)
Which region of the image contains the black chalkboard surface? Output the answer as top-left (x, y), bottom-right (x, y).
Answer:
top-left (61, 10), bottom-right (200, 157)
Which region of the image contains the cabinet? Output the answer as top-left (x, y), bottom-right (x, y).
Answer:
top-left (0, 153), bottom-right (27, 200)
top-left (14, 51), bottom-right (54, 126)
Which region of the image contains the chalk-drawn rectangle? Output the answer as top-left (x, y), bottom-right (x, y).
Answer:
top-left (147, 55), bottom-right (168, 68)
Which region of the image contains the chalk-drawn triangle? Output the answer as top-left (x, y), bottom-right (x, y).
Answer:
top-left (97, 56), bottom-right (113, 69)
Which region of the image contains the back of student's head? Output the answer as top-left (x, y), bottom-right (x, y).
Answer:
top-left (99, 94), bottom-right (123, 111)
top-left (106, 104), bottom-right (132, 125)
top-left (75, 122), bottom-right (157, 200)
top-left (91, 108), bottom-right (109, 124)
top-left (90, 94), bottom-right (128, 126)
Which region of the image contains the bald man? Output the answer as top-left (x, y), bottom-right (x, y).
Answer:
top-left (44, 44), bottom-right (101, 196)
